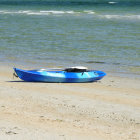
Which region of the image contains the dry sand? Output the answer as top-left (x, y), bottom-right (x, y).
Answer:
top-left (0, 64), bottom-right (140, 140)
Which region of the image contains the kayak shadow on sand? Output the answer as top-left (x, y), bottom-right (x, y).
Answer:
top-left (7, 80), bottom-right (99, 83)
top-left (7, 80), bottom-right (31, 83)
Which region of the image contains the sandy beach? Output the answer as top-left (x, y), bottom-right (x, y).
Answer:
top-left (0, 64), bottom-right (140, 140)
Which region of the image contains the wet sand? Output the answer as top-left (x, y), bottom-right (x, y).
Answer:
top-left (0, 65), bottom-right (140, 140)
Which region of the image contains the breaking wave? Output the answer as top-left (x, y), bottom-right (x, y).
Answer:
top-left (0, 10), bottom-right (140, 20)
top-left (0, 10), bottom-right (95, 15)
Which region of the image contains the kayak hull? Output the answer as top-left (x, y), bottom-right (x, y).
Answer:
top-left (14, 68), bottom-right (106, 83)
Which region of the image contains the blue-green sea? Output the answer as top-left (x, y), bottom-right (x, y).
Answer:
top-left (0, 0), bottom-right (140, 77)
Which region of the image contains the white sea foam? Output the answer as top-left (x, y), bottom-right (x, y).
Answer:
top-left (40, 10), bottom-right (80, 14)
top-left (84, 10), bottom-right (95, 14)
top-left (27, 12), bottom-right (49, 15)
top-left (41, 10), bottom-right (65, 14)
top-left (65, 11), bottom-right (75, 14)
top-left (99, 14), bottom-right (140, 20)
top-left (0, 10), bottom-right (32, 14)
top-left (108, 2), bottom-right (118, 4)
top-left (0, 10), bottom-right (94, 15)
top-left (0, 10), bottom-right (77, 15)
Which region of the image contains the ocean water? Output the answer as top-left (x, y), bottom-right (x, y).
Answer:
top-left (0, 0), bottom-right (140, 77)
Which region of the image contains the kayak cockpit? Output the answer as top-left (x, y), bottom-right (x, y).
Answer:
top-left (31, 66), bottom-right (88, 73)
top-left (64, 66), bottom-right (88, 72)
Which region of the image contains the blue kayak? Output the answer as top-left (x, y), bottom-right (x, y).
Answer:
top-left (13, 66), bottom-right (106, 83)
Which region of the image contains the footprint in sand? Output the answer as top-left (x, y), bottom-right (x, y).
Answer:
top-left (4, 127), bottom-right (21, 135)
top-left (5, 131), bottom-right (18, 135)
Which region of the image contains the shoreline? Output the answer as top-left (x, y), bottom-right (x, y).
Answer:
top-left (0, 63), bottom-right (140, 140)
